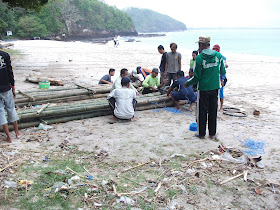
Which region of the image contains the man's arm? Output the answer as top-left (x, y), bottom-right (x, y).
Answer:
top-left (178, 53), bottom-right (182, 70)
top-left (166, 87), bottom-right (172, 96)
top-left (130, 82), bottom-right (138, 93)
top-left (107, 89), bottom-right (115, 99)
top-left (6, 54), bottom-right (16, 97)
top-left (185, 62), bottom-right (201, 87)
top-left (165, 54), bottom-right (168, 76)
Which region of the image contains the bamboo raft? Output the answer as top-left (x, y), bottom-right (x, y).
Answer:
top-left (2, 85), bottom-right (178, 130)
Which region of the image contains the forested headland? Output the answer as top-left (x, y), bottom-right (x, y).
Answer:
top-left (0, 0), bottom-right (137, 40)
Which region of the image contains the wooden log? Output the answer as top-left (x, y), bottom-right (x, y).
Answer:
top-left (18, 90), bottom-right (35, 101)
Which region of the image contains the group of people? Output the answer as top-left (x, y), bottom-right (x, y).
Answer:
top-left (0, 35), bottom-right (227, 143)
top-left (102, 36), bottom-right (227, 140)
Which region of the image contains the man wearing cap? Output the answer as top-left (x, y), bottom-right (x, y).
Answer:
top-left (0, 49), bottom-right (21, 143)
top-left (185, 36), bottom-right (226, 140)
top-left (107, 76), bottom-right (137, 122)
top-left (165, 43), bottom-right (182, 86)
top-left (129, 68), bottom-right (144, 86)
top-left (111, 68), bottom-right (138, 93)
top-left (212, 44), bottom-right (229, 112)
top-left (166, 70), bottom-right (197, 111)
top-left (142, 68), bottom-right (166, 95)
top-left (158, 45), bottom-right (167, 83)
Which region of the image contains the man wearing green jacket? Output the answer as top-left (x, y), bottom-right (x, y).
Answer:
top-left (185, 36), bottom-right (226, 140)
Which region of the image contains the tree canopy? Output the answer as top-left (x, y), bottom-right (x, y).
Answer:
top-left (2, 0), bottom-right (49, 11)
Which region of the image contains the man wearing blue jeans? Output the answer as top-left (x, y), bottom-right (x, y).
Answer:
top-left (0, 50), bottom-right (21, 143)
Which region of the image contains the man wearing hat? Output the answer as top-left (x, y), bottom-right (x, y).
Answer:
top-left (129, 69), bottom-right (144, 86)
top-left (142, 68), bottom-right (167, 94)
top-left (107, 76), bottom-right (137, 122)
top-left (185, 36), bottom-right (226, 140)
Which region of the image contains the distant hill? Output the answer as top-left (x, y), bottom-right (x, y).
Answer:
top-left (124, 8), bottom-right (187, 33)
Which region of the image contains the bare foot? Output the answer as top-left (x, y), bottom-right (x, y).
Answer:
top-left (4, 137), bottom-right (12, 143)
top-left (189, 107), bottom-right (193, 112)
top-left (16, 131), bottom-right (23, 139)
top-left (130, 117), bottom-right (137, 122)
top-left (219, 108), bottom-right (223, 112)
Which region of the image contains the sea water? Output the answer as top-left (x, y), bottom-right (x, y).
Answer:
top-left (126, 29), bottom-right (280, 58)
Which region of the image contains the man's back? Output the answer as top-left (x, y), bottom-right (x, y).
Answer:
top-left (109, 88), bottom-right (136, 119)
top-left (0, 50), bottom-right (14, 93)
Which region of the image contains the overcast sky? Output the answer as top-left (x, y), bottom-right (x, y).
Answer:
top-left (105, 0), bottom-right (280, 28)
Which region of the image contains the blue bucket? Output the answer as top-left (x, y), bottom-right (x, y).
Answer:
top-left (189, 123), bottom-right (197, 131)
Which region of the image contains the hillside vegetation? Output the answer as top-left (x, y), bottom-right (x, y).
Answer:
top-left (0, 0), bottom-right (136, 39)
top-left (125, 7), bottom-right (187, 33)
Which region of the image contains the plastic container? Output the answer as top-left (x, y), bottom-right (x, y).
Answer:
top-left (39, 81), bottom-right (50, 89)
top-left (189, 123), bottom-right (197, 131)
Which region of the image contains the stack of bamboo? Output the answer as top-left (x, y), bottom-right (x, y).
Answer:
top-left (6, 86), bottom-right (175, 130)
top-left (15, 85), bottom-right (112, 107)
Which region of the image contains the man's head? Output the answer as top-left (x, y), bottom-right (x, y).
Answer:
top-left (121, 76), bottom-right (130, 88)
top-left (189, 68), bottom-right (194, 78)
top-left (170, 43), bottom-right (177, 53)
top-left (197, 36), bottom-right (210, 51)
top-left (158, 45), bottom-right (165, 54)
top-left (109, 68), bottom-right (115, 76)
top-left (177, 70), bottom-right (184, 78)
top-left (151, 68), bottom-right (159, 78)
top-left (212, 44), bottom-right (220, 52)
top-left (192, 50), bottom-right (198, 60)
top-left (132, 69), bottom-right (138, 77)
top-left (136, 66), bottom-right (141, 74)
top-left (120, 68), bottom-right (128, 78)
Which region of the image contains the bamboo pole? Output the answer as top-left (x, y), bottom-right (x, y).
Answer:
top-left (36, 103), bottom-right (50, 115)
top-left (18, 90), bottom-right (35, 101)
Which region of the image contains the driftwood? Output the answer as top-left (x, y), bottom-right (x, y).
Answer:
top-left (25, 76), bottom-right (64, 86)
top-left (220, 171), bottom-right (247, 185)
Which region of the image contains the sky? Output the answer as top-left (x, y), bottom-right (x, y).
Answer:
top-left (104, 0), bottom-right (280, 28)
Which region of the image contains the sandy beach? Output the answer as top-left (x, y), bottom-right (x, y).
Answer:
top-left (1, 39), bottom-right (280, 209)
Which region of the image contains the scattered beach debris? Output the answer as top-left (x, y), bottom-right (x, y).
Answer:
top-left (25, 76), bottom-right (64, 86)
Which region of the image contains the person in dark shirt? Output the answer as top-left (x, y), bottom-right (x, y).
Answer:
top-left (158, 45), bottom-right (167, 83)
top-left (0, 50), bottom-right (21, 143)
top-left (167, 70), bottom-right (197, 111)
top-left (99, 68), bottom-right (115, 85)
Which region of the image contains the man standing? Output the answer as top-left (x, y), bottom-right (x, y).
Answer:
top-left (185, 37), bottom-right (226, 140)
top-left (165, 43), bottom-right (181, 86)
top-left (158, 45), bottom-right (167, 83)
top-left (99, 68), bottom-right (115, 85)
top-left (0, 49), bottom-right (21, 143)
top-left (142, 68), bottom-right (166, 95)
top-left (166, 71), bottom-right (196, 111)
top-left (111, 68), bottom-right (138, 93)
top-left (190, 50), bottom-right (198, 69)
top-left (108, 77), bottom-right (137, 122)
top-left (212, 44), bottom-right (229, 112)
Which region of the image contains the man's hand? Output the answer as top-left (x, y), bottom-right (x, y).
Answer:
top-left (221, 80), bottom-right (225, 87)
top-left (12, 87), bottom-right (16, 99)
top-left (151, 87), bottom-right (158, 91)
top-left (162, 78), bottom-right (168, 84)
top-left (164, 71), bottom-right (167, 78)
top-left (184, 83), bottom-right (189, 88)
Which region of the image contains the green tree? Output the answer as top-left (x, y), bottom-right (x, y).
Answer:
top-left (17, 15), bottom-right (48, 38)
top-left (2, 0), bottom-right (49, 11)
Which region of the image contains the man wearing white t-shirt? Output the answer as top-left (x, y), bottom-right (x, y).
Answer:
top-left (107, 77), bottom-right (137, 122)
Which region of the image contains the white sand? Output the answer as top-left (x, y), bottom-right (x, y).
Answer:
top-left (3, 39), bottom-right (280, 180)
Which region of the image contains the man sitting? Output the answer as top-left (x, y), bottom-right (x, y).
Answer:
top-left (107, 77), bottom-right (137, 122)
top-left (111, 68), bottom-right (137, 93)
top-left (167, 70), bottom-right (197, 111)
top-left (99, 68), bottom-right (115, 84)
top-left (142, 68), bottom-right (166, 95)
top-left (129, 69), bottom-right (144, 86)
top-left (137, 66), bottom-right (152, 79)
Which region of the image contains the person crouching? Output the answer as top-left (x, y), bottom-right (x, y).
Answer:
top-left (107, 77), bottom-right (137, 122)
